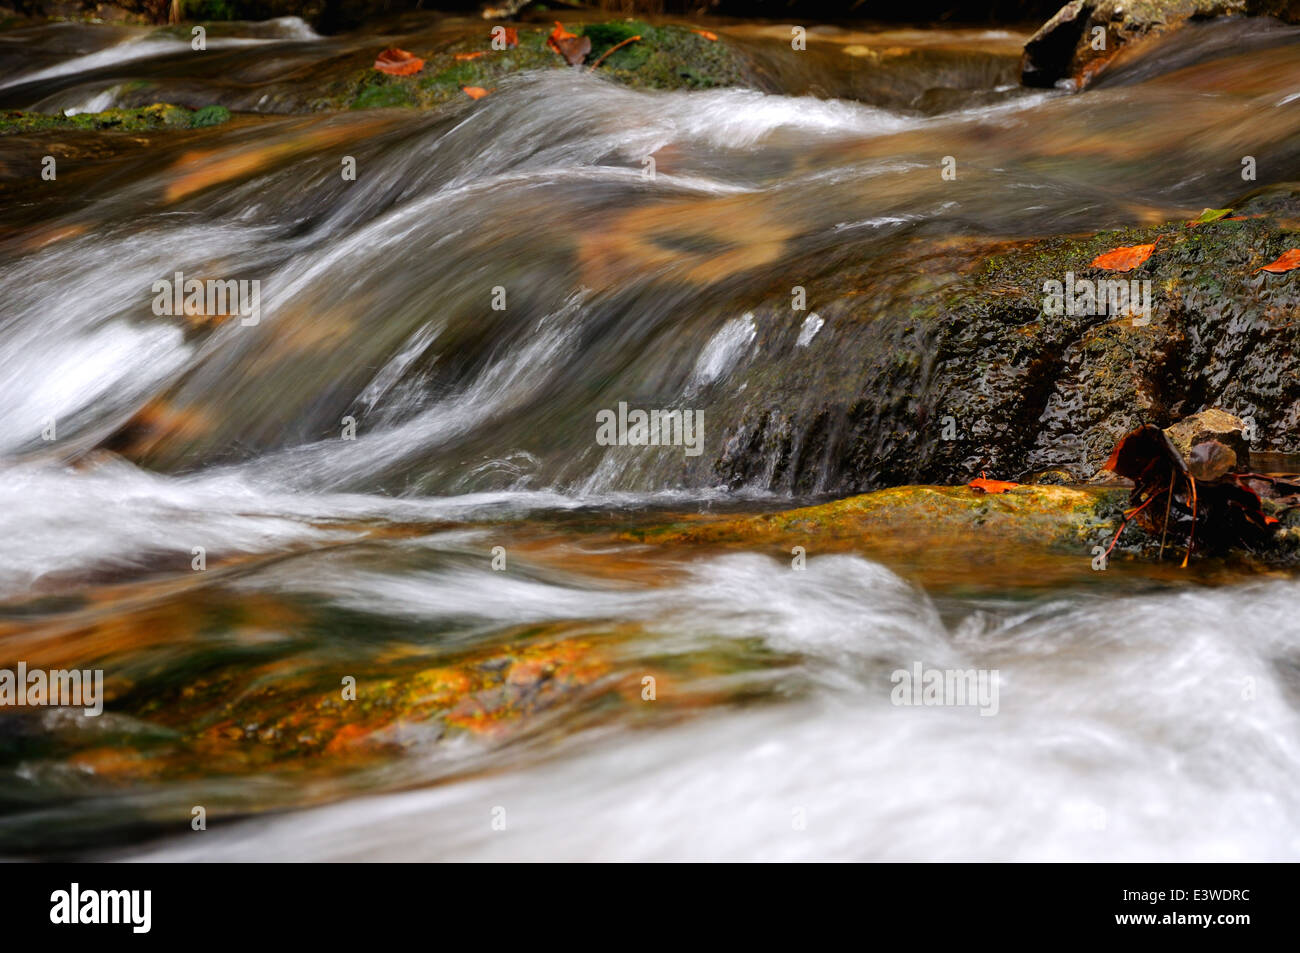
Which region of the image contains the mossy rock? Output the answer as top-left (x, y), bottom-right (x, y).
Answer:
top-left (625, 484), bottom-right (1128, 552)
top-left (337, 21), bottom-right (750, 111)
top-left (188, 104), bottom-right (232, 127)
top-left (0, 103), bottom-right (232, 135)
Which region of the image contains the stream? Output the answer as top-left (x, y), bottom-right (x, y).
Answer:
top-left (0, 12), bottom-right (1299, 861)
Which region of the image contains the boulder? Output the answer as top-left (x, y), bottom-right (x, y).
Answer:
top-left (705, 185), bottom-right (1300, 494)
top-left (1022, 0), bottom-right (1300, 88)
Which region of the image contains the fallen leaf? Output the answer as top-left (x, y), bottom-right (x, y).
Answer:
top-left (1091, 238), bottom-right (1159, 272)
top-left (461, 86), bottom-right (491, 100)
top-left (454, 51), bottom-right (487, 61)
top-left (1187, 440), bottom-right (1236, 482)
top-left (1185, 207), bottom-right (1231, 228)
top-left (500, 27), bottom-right (518, 48)
top-left (547, 21), bottom-right (591, 66)
top-left (374, 48), bottom-right (424, 76)
top-left (1103, 424), bottom-right (1185, 482)
top-left (548, 21), bottom-right (577, 41)
top-left (1102, 423), bottom-right (1276, 564)
top-left (694, 30), bottom-right (718, 41)
top-left (968, 475), bottom-right (1019, 494)
top-left (1256, 248), bottom-right (1300, 274)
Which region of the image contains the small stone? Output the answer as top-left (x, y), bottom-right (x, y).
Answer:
top-left (1163, 409), bottom-right (1251, 469)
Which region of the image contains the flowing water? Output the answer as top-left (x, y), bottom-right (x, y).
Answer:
top-left (0, 13), bottom-right (1299, 860)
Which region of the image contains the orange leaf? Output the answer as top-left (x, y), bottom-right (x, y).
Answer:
top-left (461, 86), bottom-right (491, 100)
top-left (374, 48), bottom-right (424, 76)
top-left (1091, 238), bottom-right (1159, 272)
top-left (454, 51), bottom-right (487, 61)
top-left (547, 21), bottom-right (591, 66)
top-left (693, 30), bottom-right (718, 41)
top-left (968, 476), bottom-right (1020, 494)
top-left (1257, 248), bottom-right (1300, 274)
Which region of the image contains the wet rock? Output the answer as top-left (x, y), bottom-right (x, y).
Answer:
top-left (707, 184), bottom-right (1300, 494)
top-left (625, 483), bottom-right (1128, 553)
top-left (1022, 0), bottom-right (1300, 88)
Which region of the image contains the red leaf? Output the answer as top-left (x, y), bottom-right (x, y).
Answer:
top-left (694, 30), bottom-right (718, 41)
top-left (454, 51), bottom-right (487, 61)
top-left (374, 48), bottom-right (424, 76)
top-left (1091, 238), bottom-right (1159, 272)
top-left (1257, 249), bottom-right (1300, 274)
top-left (461, 86), bottom-right (491, 100)
top-left (498, 27), bottom-right (518, 48)
top-left (968, 476), bottom-right (1020, 494)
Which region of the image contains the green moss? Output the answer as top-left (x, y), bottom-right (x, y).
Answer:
top-left (350, 80), bottom-right (418, 109)
top-left (189, 104), bottom-right (231, 127)
top-left (597, 25), bottom-right (746, 90)
top-left (0, 102), bottom-right (232, 135)
top-left (581, 20), bottom-right (653, 70)
top-left (181, 0), bottom-right (241, 19)
top-left (421, 62), bottom-right (485, 88)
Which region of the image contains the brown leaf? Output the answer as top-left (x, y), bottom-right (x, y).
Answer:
top-left (1186, 440), bottom-right (1236, 482)
top-left (1256, 248), bottom-right (1300, 274)
top-left (1103, 424), bottom-right (1185, 482)
top-left (1102, 424), bottom-right (1277, 563)
top-left (547, 21), bottom-right (591, 66)
top-left (1091, 238), bottom-right (1159, 272)
top-left (374, 48), bottom-right (424, 76)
